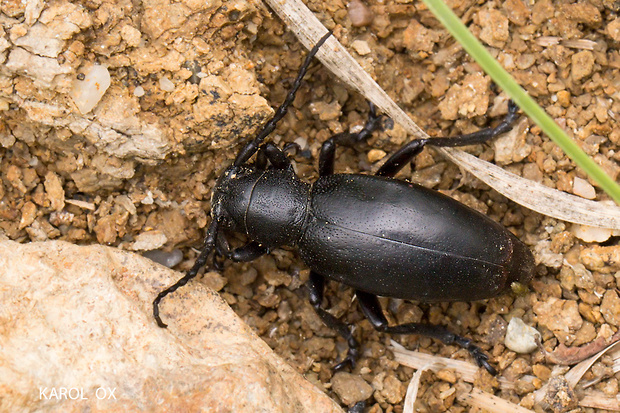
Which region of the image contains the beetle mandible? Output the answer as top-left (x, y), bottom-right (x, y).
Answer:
top-left (153, 32), bottom-right (535, 375)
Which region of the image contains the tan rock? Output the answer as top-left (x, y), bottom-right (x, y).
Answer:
top-left (0, 240), bottom-right (342, 412)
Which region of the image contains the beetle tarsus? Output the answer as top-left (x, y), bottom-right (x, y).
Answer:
top-left (333, 347), bottom-right (359, 371)
top-left (376, 99), bottom-right (519, 177)
top-left (452, 335), bottom-right (498, 375)
top-left (312, 304), bottom-right (361, 370)
top-left (356, 290), bottom-right (498, 374)
top-left (428, 99), bottom-right (520, 148)
top-left (473, 351), bottom-right (497, 376)
top-left (355, 101), bottom-right (386, 143)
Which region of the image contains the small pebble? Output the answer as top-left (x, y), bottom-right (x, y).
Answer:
top-left (133, 85), bottom-right (145, 97)
top-left (571, 224), bottom-right (616, 242)
top-left (201, 271), bottom-right (227, 292)
top-left (367, 149), bottom-right (386, 163)
top-left (571, 50), bottom-right (595, 81)
top-left (294, 136), bottom-right (308, 150)
top-left (556, 90), bottom-right (571, 107)
top-left (69, 65), bottom-right (111, 114)
top-left (351, 40), bottom-right (371, 56)
top-left (378, 374), bottom-right (404, 404)
top-left (608, 18), bottom-right (620, 42)
top-left (505, 317), bottom-right (540, 353)
top-left (142, 249), bottom-right (183, 268)
top-left (331, 372), bottom-right (373, 406)
top-left (131, 230), bottom-right (168, 251)
top-left (308, 101), bottom-right (341, 121)
top-left (120, 24), bottom-right (142, 48)
top-left (141, 191), bottom-right (154, 205)
top-left (18, 201), bottom-right (37, 230)
top-left (44, 171), bottom-right (65, 211)
top-left (347, 0), bottom-right (373, 27)
top-left (532, 364), bottom-right (551, 381)
top-left (159, 76), bottom-right (175, 92)
top-left (543, 376), bottom-right (579, 412)
top-left (572, 176), bottom-right (596, 199)
top-left (600, 290), bottom-right (620, 327)
top-left (436, 369), bottom-right (457, 384)
top-left (533, 298), bottom-right (583, 339)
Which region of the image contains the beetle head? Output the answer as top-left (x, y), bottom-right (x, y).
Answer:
top-left (211, 165), bottom-right (261, 232)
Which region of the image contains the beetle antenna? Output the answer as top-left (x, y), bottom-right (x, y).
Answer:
top-left (153, 218), bottom-right (220, 328)
top-left (233, 31), bottom-right (332, 166)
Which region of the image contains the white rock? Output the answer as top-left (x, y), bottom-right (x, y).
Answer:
top-left (13, 2), bottom-right (91, 57)
top-left (505, 317), bottom-right (540, 353)
top-left (0, 31), bottom-right (11, 55)
top-left (159, 76), bottom-right (175, 92)
top-left (572, 176), bottom-right (596, 199)
top-left (130, 230), bottom-right (168, 251)
top-left (133, 85), bottom-right (145, 97)
top-left (70, 65), bottom-right (111, 114)
top-left (24, 0), bottom-right (45, 25)
top-left (571, 224), bottom-right (618, 243)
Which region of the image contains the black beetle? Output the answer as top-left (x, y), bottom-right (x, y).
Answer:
top-left (153, 32), bottom-right (535, 375)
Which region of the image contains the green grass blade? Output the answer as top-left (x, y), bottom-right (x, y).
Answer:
top-left (421, 0), bottom-right (620, 205)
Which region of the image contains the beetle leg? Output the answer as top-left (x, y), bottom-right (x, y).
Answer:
top-left (234, 32), bottom-right (332, 167)
top-left (212, 231), bottom-right (229, 270)
top-left (318, 132), bottom-right (346, 176)
top-left (282, 142), bottom-right (301, 155)
top-left (376, 100), bottom-right (519, 178)
top-left (255, 146), bottom-right (269, 170)
top-left (214, 231), bottom-right (269, 263)
top-left (227, 241), bottom-right (270, 262)
top-left (153, 218), bottom-right (220, 328)
top-left (307, 271), bottom-right (360, 370)
top-left (212, 253), bottom-right (225, 271)
top-left (376, 139), bottom-right (427, 177)
top-left (428, 100), bottom-right (519, 148)
top-left (356, 291), bottom-right (497, 375)
top-left (319, 103), bottom-right (385, 176)
top-left (256, 142), bottom-right (292, 170)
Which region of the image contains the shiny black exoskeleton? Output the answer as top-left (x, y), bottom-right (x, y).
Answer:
top-left (153, 32), bottom-right (534, 375)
